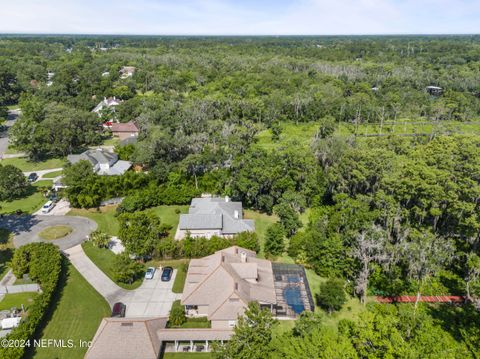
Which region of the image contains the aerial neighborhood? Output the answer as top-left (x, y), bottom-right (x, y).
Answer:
top-left (0, 31), bottom-right (480, 359)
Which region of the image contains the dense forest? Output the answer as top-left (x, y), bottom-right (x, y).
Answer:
top-left (1, 35), bottom-right (480, 357)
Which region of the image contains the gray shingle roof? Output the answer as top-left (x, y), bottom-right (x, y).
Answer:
top-left (179, 197), bottom-right (255, 234)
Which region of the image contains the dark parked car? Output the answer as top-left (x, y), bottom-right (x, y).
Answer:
top-left (111, 302), bottom-right (126, 318)
top-left (161, 266), bottom-right (173, 282)
top-left (27, 173), bottom-right (38, 183)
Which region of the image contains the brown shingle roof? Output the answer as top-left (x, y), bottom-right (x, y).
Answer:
top-left (85, 317), bottom-right (167, 359)
top-left (111, 121), bottom-right (139, 133)
top-left (181, 246), bottom-right (276, 321)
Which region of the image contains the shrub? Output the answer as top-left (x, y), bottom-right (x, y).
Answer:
top-left (169, 300), bottom-right (186, 327)
top-left (90, 230), bottom-right (110, 248)
top-left (316, 278), bottom-right (347, 314)
top-left (264, 223), bottom-right (285, 256)
top-left (1, 243), bottom-right (62, 359)
top-left (112, 254), bottom-right (145, 284)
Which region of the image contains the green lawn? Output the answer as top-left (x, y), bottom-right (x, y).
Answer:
top-left (0, 189), bottom-right (46, 214)
top-left (30, 263), bottom-right (111, 359)
top-left (38, 225), bottom-right (73, 240)
top-left (149, 205), bottom-right (189, 235)
top-left (33, 180), bottom-right (53, 188)
top-left (255, 122), bottom-right (319, 151)
top-left (81, 241), bottom-right (144, 290)
top-left (42, 170), bottom-right (63, 178)
top-left (0, 292), bottom-right (37, 311)
top-left (172, 264), bottom-right (188, 293)
top-left (244, 210), bottom-right (277, 256)
top-left (68, 206), bottom-right (119, 236)
top-left (162, 354), bottom-right (212, 359)
top-left (0, 157), bottom-right (65, 171)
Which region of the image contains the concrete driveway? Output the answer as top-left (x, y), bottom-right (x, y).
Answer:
top-left (0, 215), bottom-right (97, 250)
top-left (33, 199), bottom-right (71, 216)
top-left (65, 245), bottom-right (180, 318)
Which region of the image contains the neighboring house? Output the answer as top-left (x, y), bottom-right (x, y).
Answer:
top-left (111, 121), bottom-right (139, 140)
top-left (181, 246), bottom-right (277, 329)
top-left (175, 196), bottom-right (255, 240)
top-left (67, 148), bottom-right (132, 175)
top-left (120, 66), bottom-right (136, 79)
top-left (85, 318), bottom-right (166, 359)
top-left (92, 97), bottom-right (122, 114)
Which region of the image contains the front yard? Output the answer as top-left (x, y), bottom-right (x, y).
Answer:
top-left (30, 263), bottom-right (111, 359)
top-left (82, 241), bottom-right (144, 290)
top-left (0, 181), bottom-right (52, 215)
top-left (0, 157), bottom-right (65, 172)
top-left (0, 292), bottom-right (38, 311)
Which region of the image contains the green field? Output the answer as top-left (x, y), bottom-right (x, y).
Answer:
top-left (0, 292), bottom-right (37, 311)
top-left (30, 263), bottom-right (111, 359)
top-left (68, 206), bottom-right (119, 236)
top-left (0, 157), bottom-right (65, 171)
top-left (255, 120), bottom-right (480, 151)
top-left (42, 170), bottom-right (63, 178)
top-left (82, 241), bottom-right (144, 290)
top-left (172, 264), bottom-right (187, 293)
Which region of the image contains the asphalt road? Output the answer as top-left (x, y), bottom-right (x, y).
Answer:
top-left (0, 215), bottom-right (97, 250)
top-left (0, 110), bottom-right (20, 156)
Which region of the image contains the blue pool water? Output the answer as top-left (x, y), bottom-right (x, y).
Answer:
top-left (283, 286), bottom-right (305, 314)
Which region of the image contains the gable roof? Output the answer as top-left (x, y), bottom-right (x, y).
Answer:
top-left (179, 197), bottom-right (255, 234)
top-left (181, 246), bottom-right (276, 321)
top-left (92, 97), bottom-right (122, 113)
top-left (85, 317), bottom-right (167, 359)
top-left (111, 121), bottom-right (139, 133)
top-left (67, 149), bottom-right (118, 166)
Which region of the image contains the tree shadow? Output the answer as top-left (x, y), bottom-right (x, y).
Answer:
top-left (0, 215), bottom-right (41, 237)
top-left (24, 255), bottom-right (70, 359)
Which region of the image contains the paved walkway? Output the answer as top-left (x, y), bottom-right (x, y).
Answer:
top-left (65, 245), bottom-right (180, 317)
top-left (0, 215), bottom-right (97, 251)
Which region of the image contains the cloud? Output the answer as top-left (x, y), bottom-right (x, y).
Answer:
top-left (0, 0), bottom-right (478, 35)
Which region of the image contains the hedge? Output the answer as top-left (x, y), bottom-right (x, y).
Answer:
top-left (0, 243), bottom-right (62, 359)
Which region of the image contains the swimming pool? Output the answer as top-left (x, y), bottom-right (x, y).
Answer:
top-left (283, 286), bottom-right (305, 314)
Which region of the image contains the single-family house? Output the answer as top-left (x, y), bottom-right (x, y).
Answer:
top-left (175, 196), bottom-right (255, 240)
top-left (120, 66), bottom-right (136, 79)
top-left (92, 97), bottom-right (122, 114)
top-left (181, 246), bottom-right (277, 329)
top-left (111, 121), bottom-right (139, 140)
top-left (67, 148), bottom-right (131, 176)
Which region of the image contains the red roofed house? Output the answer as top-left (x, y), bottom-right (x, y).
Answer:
top-left (111, 121), bottom-right (139, 140)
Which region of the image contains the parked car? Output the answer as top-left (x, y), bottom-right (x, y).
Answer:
top-left (145, 267), bottom-right (156, 280)
top-left (41, 201), bottom-right (55, 214)
top-left (111, 302), bottom-right (126, 318)
top-left (161, 266), bottom-right (173, 282)
top-left (27, 173), bottom-right (38, 182)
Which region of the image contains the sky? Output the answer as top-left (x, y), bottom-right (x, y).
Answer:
top-left (1, 0), bottom-right (479, 35)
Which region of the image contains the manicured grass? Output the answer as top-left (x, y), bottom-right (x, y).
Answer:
top-left (42, 170), bottom-right (63, 178)
top-left (244, 210), bottom-right (277, 256)
top-left (149, 205), bottom-right (189, 236)
top-left (101, 137), bottom-right (120, 146)
top-left (81, 241), bottom-right (144, 290)
top-left (172, 264), bottom-right (188, 293)
top-left (0, 157), bottom-right (65, 171)
top-left (31, 263), bottom-right (111, 359)
top-left (33, 180), bottom-right (53, 188)
top-left (0, 228), bottom-right (13, 280)
top-left (273, 319), bottom-right (295, 336)
top-left (68, 205), bottom-right (119, 236)
top-left (0, 292), bottom-right (37, 311)
top-left (0, 190), bottom-right (46, 214)
top-left (162, 354), bottom-right (213, 359)
top-left (38, 225), bottom-right (73, 240)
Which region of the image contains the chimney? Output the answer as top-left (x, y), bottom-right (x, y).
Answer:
top-left (240, 252), bottom-right (247, 263)
top-left (234, 210), bottom-right (239, 219)
top-left (225, 196), bottom-right (230, 202)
